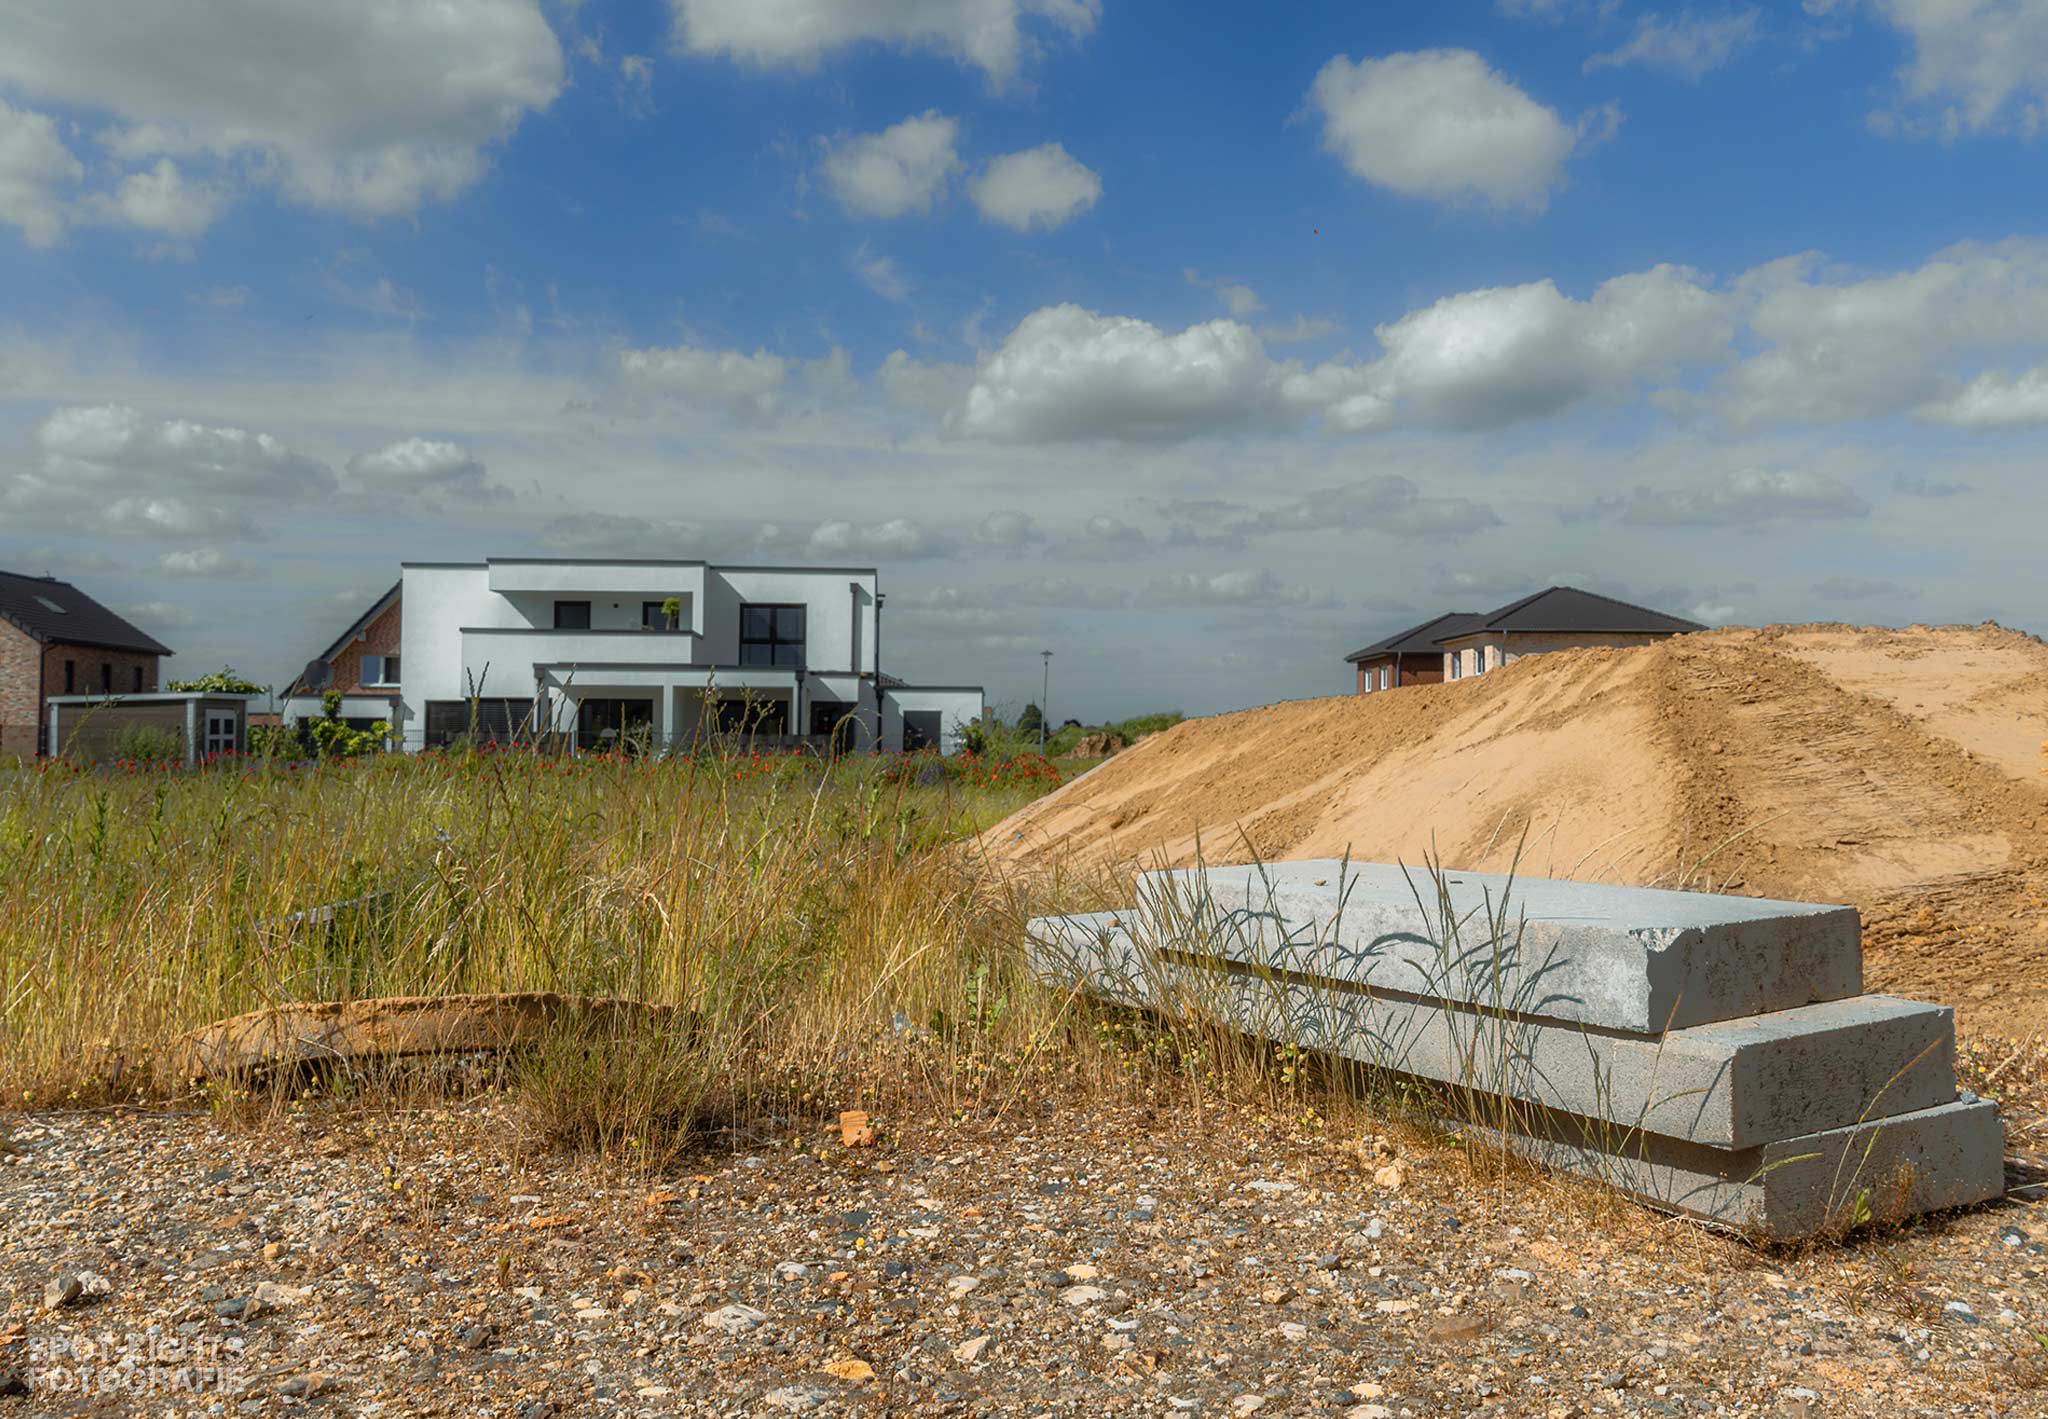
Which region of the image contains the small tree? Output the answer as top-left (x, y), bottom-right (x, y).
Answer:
top-left (308, 689), bottom-right (388, 758)
top-left (1015, 702), bottom-right (1044, 737)
top-left (660, 596), bottom-right (683, 630)
top-left (167, 666), bottom-right (267, 694)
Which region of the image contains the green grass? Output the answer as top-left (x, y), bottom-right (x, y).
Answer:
top-left (0, 747), bottom-right (1076, 1156)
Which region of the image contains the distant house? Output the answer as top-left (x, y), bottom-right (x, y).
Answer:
top-left (281, 581), bottom-right (403, 737)
top-left (280, 558), bottom-right (983, 753)
top-left (1344, 611), bottom-right (1481, 694)
top-left (1348, 587), bottom-right (1704, 694)
top-left (0, 569), bottom-right (173, 758)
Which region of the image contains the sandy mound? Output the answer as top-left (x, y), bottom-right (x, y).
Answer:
top-left (988, 624), bottom-right (2048, 1037)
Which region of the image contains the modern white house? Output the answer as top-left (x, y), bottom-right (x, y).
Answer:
top-left (283, 558), bottom-right (983, 754)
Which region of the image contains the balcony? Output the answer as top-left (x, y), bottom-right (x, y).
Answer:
top-left (459, 626), bottom-right (705, 693)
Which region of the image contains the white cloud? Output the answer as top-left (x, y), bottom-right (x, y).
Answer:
top-left (667, 0), bottom-right (1100, 85)
top-left (1611, 469), bottom-right (1872, 525)
top-left (1050, 513), bottom-right (1150, 560)
top-left (117, 599), bottom-right (201, 632)
top-left (1245, 476), bottom-right (1502, 539)
top-left (972, 509), bottom-right (1045, 549)
top-left (1186, 268), bottom-right (1265, 318)
top-left (617, 343), bottom-right (792, 421)
top-left (1585, 9), bottom-right (1762, 80)
top-left (957, 305), bottom-right (1296, 442)
top-left (1330, 264), bottom-right (1733, 431)
top-left (538, 513), bottom-right (707, 557)
top-left (1710, 240), bottom-right (2048, 424)
top-left (1917, 365), bottom-right (2048, 427)
top-left (969, 143), bottom-right (1101, 231)
top-left (97, 159), bottom-right (226, 238)
top-left (1308, 49), bottom-right (1594, 210)
top-left (853, 244), bottom-right (913, 302)
top-left (1869, 0), bottom-right (2048, 136)
top-left (157, 547), bottom-right (249, 578)
top-left (0, 98), bottom-right (82, 247)
top-left (0, 0), bottom-right (563, 220)
top-left (819, 112), bottom-right (960, 219)
top-left (4, 403), bottom-right (334, 542)
top-left (801, 516), bottom-right (949, 560)
top-left (1258, 315), bottom-right (1342, 345)
top-left (346, 437), bottom-right (507, 505)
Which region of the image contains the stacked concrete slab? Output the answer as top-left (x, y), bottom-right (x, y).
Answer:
top-left (1027, 860), bottom-right (2003, 1238)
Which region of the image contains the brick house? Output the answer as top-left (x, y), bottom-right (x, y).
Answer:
top-left (1347, 587), bottom-right (1704, 694)
top-left (280, 582), bottom-right (402, 731)
top-left (0, 568), bottom-right (173, 758)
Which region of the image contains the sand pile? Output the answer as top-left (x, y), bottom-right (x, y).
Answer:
top-left (987, 624), bottom-right (2048, 1035)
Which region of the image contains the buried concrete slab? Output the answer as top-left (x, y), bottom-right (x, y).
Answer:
top-left (1483, 1094), bottom-right (2005, 1239)
top-left (1135, 860), bottom-right (1863, 1034)
top-left (1026, 913), bottom-right (1957, 1149)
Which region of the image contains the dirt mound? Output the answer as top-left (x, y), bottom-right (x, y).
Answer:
top-left (988, 623), bottom-right (2048, 1036)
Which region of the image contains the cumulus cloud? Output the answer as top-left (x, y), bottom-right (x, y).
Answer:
top-left (1709, 240), bottom-right (2048, 425)
top-left (667, 0), bottom-right (1100, 85)
top-left (1327, 264), bottom-right (1733, 431)
top-left (0, 0), bottom-right (564, 220)
top-left (1867, 0), bottom-right (2048, 137)
top-left (1609, 469), bottom-right (1872, 526)
top-left (972, 509), bottom-right (1046, 550)
top-left (4, 404), bottom-right (335, 543)
top-left (956, 305), bottom-right (1298, 442)
top-left (346, 437), bottom-right (507, 505)
top-left (96, 158), bottom-right (226, 238)
top-left (797, 516), bottom-right (950, 561)
top-left (1916, 365), bottom-right (2048, 428)
top-left (1308, 49), bottom-right (1600, 210)
top-left (969, 143), bottom-right (1101, 231)
top-left (1049, 513), bottom-right (1150, 560)
top-left (1585, 9), bottom-right (1762, 80)
top-left (0, 98), bottom-right (83, 247)
top-left (879, 349), bottom-right (976, 418)
top-left (537, 513), bottom-right (707, 557)
top-left (117, 599), bottom-right (202, 632)
top-left (853, 245), bottom-right (912, 302)
top-left (819, 112), bottom-right (960, 218)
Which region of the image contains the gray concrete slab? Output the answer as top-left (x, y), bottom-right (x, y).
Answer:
top-left (1025, 913), bottom-right (1957, 1148)
top-left (1135, 860), bottom-right (1863, 1033)
top-left (1488, 1095), bottom-right (2005, 1239)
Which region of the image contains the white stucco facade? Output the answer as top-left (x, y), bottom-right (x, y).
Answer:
top-left (384, 559), bottom-right (981, 753)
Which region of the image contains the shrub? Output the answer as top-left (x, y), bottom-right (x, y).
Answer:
top-left (246, 723), bottom-right (305, 759)
top-left (167, 667), bottom-right (267, 695)
top-left (115, 725), bottom-right (183, 765)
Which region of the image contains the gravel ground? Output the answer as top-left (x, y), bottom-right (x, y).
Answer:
top-left (3, 1094), bottom-right (2045, 1418)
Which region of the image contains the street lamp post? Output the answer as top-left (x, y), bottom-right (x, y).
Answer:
top-left (1039, 649), bottom-right (1052, 754)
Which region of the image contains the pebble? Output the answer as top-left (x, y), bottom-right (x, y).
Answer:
top-left (702, 1303), bottom-right (768, 1335)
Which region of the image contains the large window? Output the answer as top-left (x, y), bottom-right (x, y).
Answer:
top-left (553, 600), bottom-right (591, 630)
top-left (361, 653), bottom-right (400, 687)
top-left (739, 604), bottom-right (805, 668)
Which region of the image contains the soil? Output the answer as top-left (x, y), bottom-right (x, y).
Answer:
top-left (4, 1083), bottom-right (2046, 1417)
top-left (983, 624), bottom-right (2048, 1041)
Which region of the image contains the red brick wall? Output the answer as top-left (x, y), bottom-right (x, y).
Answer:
top-left (325, 598), bottom-right (401, 693)
top-left (0, 621), bottom-right (38, 759)
top-left (0, 624), bottom-right (160, 758)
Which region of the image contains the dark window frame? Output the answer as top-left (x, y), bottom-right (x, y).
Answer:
top-left (131, 665), bottom-right (143, 692)
top-left (99, 663), bottom-right (112, 693)
top-left (64, 659), bottom-right (75, 694)
top-left (641, 600), bottom-right (686, 632)
top-left (552, 600), bottom-right (592, 630)
top-left (738, 603), bottom-right (806, 669)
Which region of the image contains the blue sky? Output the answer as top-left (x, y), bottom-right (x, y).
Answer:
top-left (2, 0), bottom-right (2045, 720)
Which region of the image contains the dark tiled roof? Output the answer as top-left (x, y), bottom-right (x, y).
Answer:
top-left (0, 569), bottom-right (173, 655)
top-left (1438, 585), bottom-right (1705, 641)
top-left (1345, 611), bottom-right (1482, 662)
